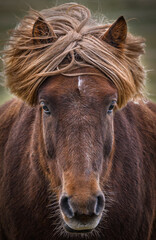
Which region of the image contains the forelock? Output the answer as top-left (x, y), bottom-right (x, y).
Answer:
top-left (3, 3), bottom-right (146, 107)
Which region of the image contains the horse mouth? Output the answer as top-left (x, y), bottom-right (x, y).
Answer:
top-left (62, 214), bottom-right (102, 234)
top-left (64, 223), bottom-right (93, 233)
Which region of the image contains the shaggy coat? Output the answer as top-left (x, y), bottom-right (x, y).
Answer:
top-left (0, 89), bottom-right (156, 240)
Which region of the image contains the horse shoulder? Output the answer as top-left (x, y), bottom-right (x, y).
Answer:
top-left (0, 99), bottom-right (36, 175)
top-left (0, 99), bottom-right (21, 156)
top-left (112, 100), bottom-right (156, 238)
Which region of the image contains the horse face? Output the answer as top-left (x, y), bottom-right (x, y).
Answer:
top-left (38, 68), bottom-right (117, 233)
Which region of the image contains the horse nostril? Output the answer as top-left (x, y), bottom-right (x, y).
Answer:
top-left (60, 195), bottom-right (74, 219)
top-left (60, 193), bottom-right (105, 219)
top-left (94, 193), bottom-right (105, 216)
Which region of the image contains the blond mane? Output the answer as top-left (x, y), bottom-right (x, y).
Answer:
top-left (3, 3), bottom-right (145, 107)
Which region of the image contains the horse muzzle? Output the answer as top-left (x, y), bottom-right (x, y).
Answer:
top-left (59, 192), bottom-right (105, 233)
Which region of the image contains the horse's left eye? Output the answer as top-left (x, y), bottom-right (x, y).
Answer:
top-left (107, 101), bottom-right (116, 114)
top-left (40, 102), bottom-right (51, 115)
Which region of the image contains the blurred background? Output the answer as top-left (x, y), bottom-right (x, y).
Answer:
top-left (0, 0), bottom-right (156, 105)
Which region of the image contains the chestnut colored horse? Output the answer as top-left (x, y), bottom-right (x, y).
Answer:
top-left (0, 3), bottom-right (156, 240)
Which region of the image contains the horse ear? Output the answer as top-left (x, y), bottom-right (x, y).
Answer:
top-left (101, 16), bottom-right (127, 47)
top-left (32, 17), bottom-right (57, 44)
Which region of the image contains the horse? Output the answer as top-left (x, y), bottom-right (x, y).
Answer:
top-left (0, 3), bottom-right (156, 240)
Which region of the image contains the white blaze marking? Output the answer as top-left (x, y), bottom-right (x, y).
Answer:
top-left (133, 101), bottom-right (140, 105)
top-left (78, 76), bottom-right (85, 92)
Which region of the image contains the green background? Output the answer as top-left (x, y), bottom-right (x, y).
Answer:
top-left (0, 0), bottom-right (155, 105)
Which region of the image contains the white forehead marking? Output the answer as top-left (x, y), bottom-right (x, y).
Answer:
top-left (78, 76), bottom-right (85, 92)
top-left (133, 101), bottom-right (140, 105)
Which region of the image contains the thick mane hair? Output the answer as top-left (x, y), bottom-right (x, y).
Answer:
top-left (3, 3), bottom-right (146, 107)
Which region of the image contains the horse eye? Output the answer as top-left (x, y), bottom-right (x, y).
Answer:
top-left (107, 101), bottom-right (116, 114)
top-left (40, 101), bottom-right (51, 115)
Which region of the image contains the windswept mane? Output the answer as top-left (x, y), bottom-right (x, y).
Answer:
top-left (3, 3), bottom-right (145, 107)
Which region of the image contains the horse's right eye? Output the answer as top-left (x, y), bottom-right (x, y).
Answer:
top-left (40, 102), bottom-right (51, 115)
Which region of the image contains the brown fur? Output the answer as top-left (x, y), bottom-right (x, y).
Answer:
top-left (0, 3), bottom-right (156, 240)
top-left (0, 68), bottom-right (156, 240)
